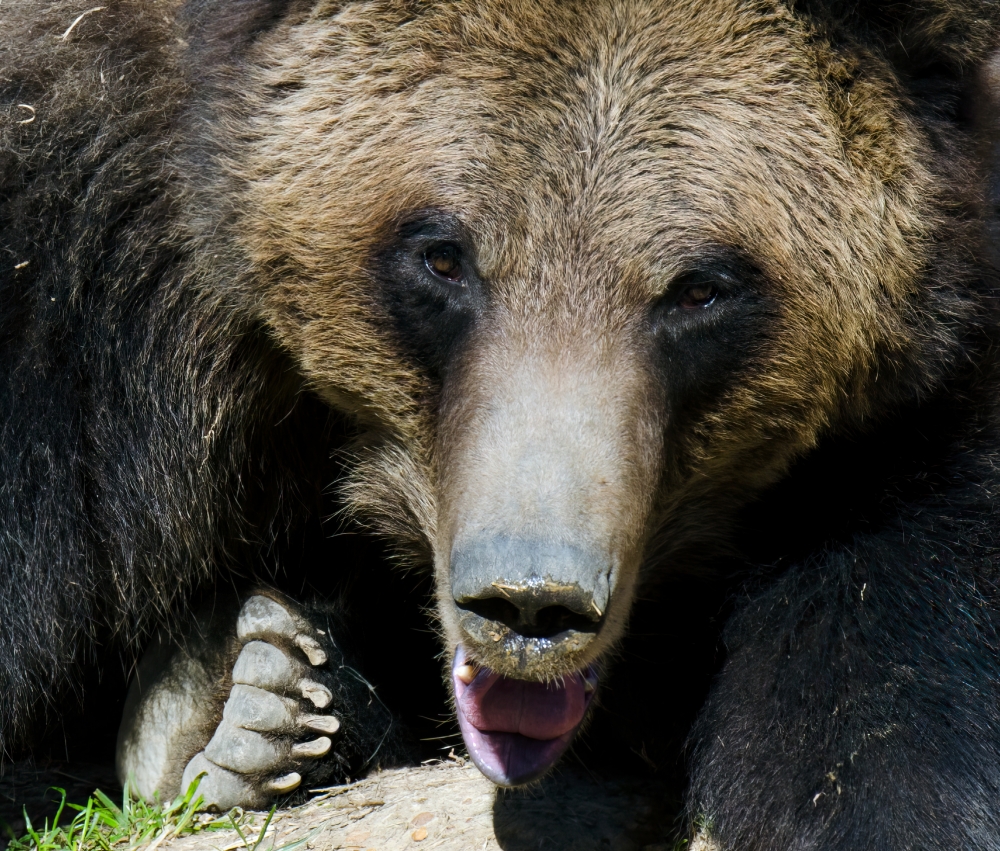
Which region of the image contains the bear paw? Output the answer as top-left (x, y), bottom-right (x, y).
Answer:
top-left (181, 595), bottom-right (341, 810)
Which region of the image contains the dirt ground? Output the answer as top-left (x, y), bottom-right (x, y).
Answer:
top-left (159, 757), bottom-right (683, 851)
top-left (1, 754), bottom-right (695, 850)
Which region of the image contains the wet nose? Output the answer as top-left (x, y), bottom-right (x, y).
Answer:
top-left (451, 538), bottom-right (610, 640)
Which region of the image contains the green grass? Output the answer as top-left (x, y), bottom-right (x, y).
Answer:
top-left (1, 778), bottom-right (243, 851)
top-left (0, 777), bottom-right (322, 851)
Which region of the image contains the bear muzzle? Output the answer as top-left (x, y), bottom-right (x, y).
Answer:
top-left (448, 536), bottom-right (612, 784)
top-left (450, 536), bottom-right (611, 670)
top-left (437, 339), bottom-right (659, 783)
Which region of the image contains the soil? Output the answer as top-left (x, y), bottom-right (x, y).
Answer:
top-left (161, 757), bottom-right (683, 851)
top-left (1, 754), bottom-right (702, 851)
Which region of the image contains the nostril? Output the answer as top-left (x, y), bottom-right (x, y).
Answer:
top-left (450, 538), bottom-right (613, 643)
top-left (455, 596), bottom-right (600, 640)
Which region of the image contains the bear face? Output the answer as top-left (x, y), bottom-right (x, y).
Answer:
top-left (211, 0), bottom-right (991, 783)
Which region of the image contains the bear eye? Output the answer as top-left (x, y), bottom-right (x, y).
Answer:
top-left (424, 244), bottom-right (465, 284)
top-left (677, 282), bottom-right (718, 309)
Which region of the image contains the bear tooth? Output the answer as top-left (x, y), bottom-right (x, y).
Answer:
top-left (294, 634), bottom-right (328, 666)
top-left (292, 736), bottom-right (332, 758)
top-left (299, 679), bottom-right (333, 708)
top-left (303, 714), bottom-right (341, 735)
top-left (584, 678), bottom-right (596, 694)
top-left (455, 664), bottom-right (477, 684)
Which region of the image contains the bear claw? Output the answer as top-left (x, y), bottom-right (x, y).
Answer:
top-left (266, 773), bottom-right (303, 794)
top-left (303, 714), bottom-right (341, 734)
top-left (299, 679), bottom-right (333, 708)
top-left (291, 736), bottom-right (332, 758)
top-left (294, 634), bottom-right (328, 666)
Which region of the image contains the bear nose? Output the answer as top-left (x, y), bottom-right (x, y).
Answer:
top-left (451, 538), bottom-right (610, 640)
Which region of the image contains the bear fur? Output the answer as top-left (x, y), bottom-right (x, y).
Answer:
top-left (3, 0), bottom-right (1000, 847)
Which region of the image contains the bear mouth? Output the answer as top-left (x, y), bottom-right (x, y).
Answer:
top-left (452, 646), bottom-right (598, 785)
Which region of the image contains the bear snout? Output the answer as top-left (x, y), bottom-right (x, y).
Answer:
top-left (450, 537), bottom-right (611, 675)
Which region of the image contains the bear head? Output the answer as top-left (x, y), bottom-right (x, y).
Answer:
top-left (214, 0), bottom-right (999, 784)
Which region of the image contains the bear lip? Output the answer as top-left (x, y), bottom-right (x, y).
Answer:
top-left (452, 645), bottom-right (597, 786)
top-left (457, 610), bottom-right (598, 671)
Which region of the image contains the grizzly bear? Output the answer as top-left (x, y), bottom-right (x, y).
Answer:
top-left (4, 0), bottom-right (1000, 847)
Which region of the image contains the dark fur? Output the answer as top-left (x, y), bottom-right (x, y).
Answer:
top-left (2, 1), bottom-right (1000, 848)
top-left (0, 0), bottom-right (327, 745)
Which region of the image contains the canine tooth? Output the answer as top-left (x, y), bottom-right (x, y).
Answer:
top-left (303, 714), bottom-right (341, 735)
top-left (266, 772), bottom-right (302, 793)
top-left (299, 679), bottom-right (333, 708)
top-left (294, 634), bottom-right (327, 666)
top-left (292, 736), bottom-right (332, 758)
top-left (584, 678), bottom-right (596, 694)
top-left (455, 664), bottom-right (477, 684)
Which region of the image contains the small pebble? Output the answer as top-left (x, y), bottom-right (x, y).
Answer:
top-left (411, 827), bottom-right (428, 841)
top-left (410, 812), bottom-right (434, 827)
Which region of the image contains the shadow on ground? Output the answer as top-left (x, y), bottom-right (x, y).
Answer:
top-left (494, 769), bottom-right (679, 850)
top-left (0, 759), bottom-right (121, 841)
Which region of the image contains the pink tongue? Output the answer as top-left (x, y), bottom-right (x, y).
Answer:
top-left (458, 671), bottom-right (587, 740)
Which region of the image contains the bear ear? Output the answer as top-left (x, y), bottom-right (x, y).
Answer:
top-left (805, 0), bottom-right (1000, 78)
